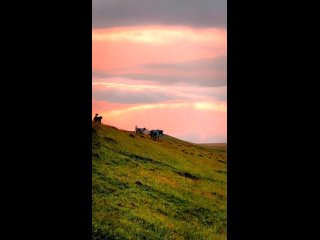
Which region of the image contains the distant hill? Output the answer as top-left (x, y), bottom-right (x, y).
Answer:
top-left (92, 123), bottom-right (227, 240)
top-left (198, 143), bottom-right (227, 147)
top-left (197, 143), bottom-right (227, 152)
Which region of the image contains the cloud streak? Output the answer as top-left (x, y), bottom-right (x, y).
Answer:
top-left (92, 80), bottom-right (227, 103)
top-left (93, 72), bottom-right (226, 87)
top-left (92, 54), bottom-right (227, 87)
top-left (144, 56), bottom-right (227, 72)
top-left (92, 86), bottom-right (175, 104)
top-left (92, 26), bottom-right (226, 45)
top-left (101, 56), bottom-right (227, 87)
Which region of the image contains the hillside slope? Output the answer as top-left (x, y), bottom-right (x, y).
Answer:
top-left (92, 123), bottom-right (227, 240)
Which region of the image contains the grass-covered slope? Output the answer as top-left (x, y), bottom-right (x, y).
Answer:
top-left (92, 123), bottom-right (227, 240)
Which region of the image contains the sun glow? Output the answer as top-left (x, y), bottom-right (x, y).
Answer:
top-left (92, 25), bottom-right (226, 45)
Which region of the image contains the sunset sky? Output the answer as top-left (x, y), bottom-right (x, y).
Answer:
top-left (92, 0), bottom-right (227, 143)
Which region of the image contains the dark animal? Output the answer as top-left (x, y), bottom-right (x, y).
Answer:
top-left (135, 126), bottom-right (146, 135)
top-left (93, 114), bottom-right (103, 123)
top-left (149, 129), bottom-right (164, 141)
top-left (156, 130), bottom-right (164, 136)
top-left (150, 130), bottom-right (160, 141)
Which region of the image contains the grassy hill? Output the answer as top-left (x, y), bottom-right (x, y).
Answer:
top-left (197, 143), bottom-right (227, 148)
top-left (92, 123), bottom-right (227, 240)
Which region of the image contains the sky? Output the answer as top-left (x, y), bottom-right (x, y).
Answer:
top-left (92, 0), bottom-right (227, 143)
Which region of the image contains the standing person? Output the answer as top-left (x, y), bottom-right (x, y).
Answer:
top-left (93, 114), bottom-right (102, 123)
top-left (93, 114), bottom-right (99, 121)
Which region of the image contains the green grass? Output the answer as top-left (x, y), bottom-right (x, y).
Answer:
top-left (92, 123), bottom-right (227, 240)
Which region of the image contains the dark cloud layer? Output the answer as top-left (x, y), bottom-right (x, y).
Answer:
top-left (93, 56), bottom-right (227, 87)
top-left (93, 72), bottom-right (226, 87)
top-left (93, 88), bottom-right (175, 104)
top-left (93, 0), bottom-right (227, 29)
top-left (145, 56), bottom-right (227, 72)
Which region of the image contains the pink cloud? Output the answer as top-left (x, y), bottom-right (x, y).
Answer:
top-left (92, 25), bottom-right (227, 143)
top-left (93, 25), bottom-right (226, 72)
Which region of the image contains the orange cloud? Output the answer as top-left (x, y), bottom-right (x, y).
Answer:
top-left (93, 26), bottom-right (226, 45)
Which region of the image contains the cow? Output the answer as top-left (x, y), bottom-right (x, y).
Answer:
top-left (142, 129), bottom-right (150, 135)
top-left (156, 130), bottom-right (164, 136)
top-left (149, 129), bottom-right (164, 141)
top-left (135, 126), bottom-right (146, 135)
